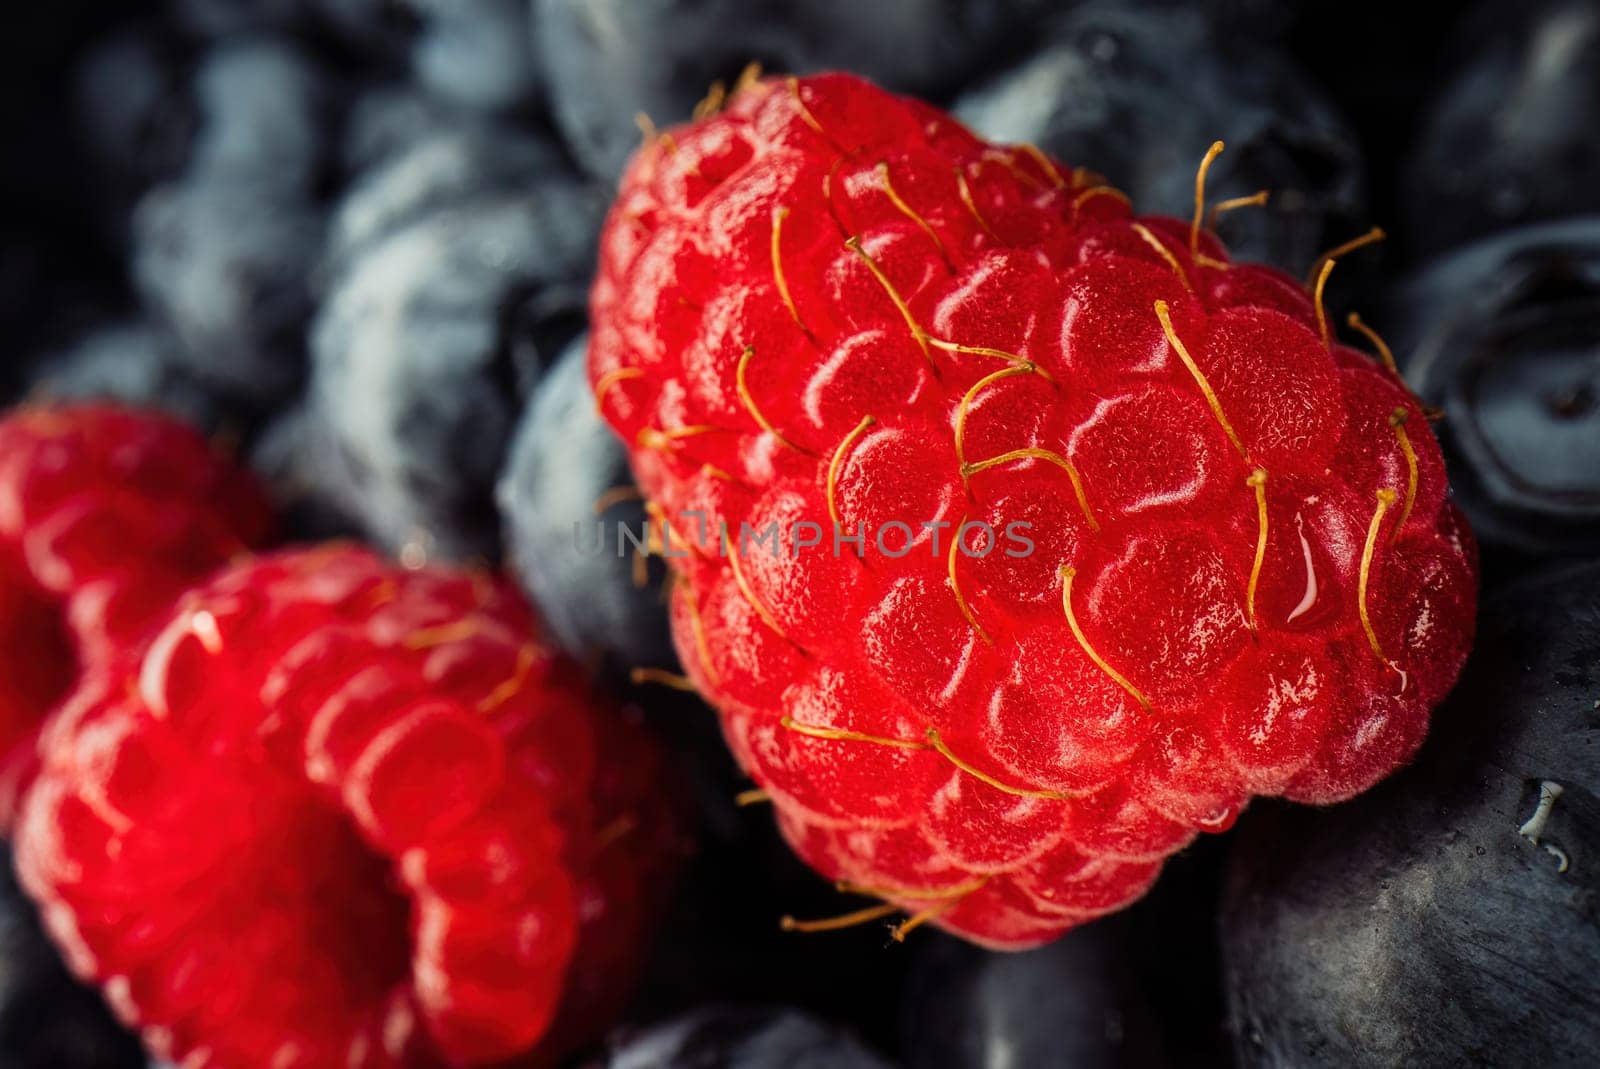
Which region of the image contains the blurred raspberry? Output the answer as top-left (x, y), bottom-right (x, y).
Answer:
top-left (0, 403), bottom-right (271, 824)
top-left (14, 545), bottom-right (682, 1067)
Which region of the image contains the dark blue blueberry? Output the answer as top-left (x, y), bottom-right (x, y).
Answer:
top-left (184, 36), bottom-right (333, 195)
top-left (340, 84), bottom-right (459, 175)
top-left (1222, 561), bottom-right (1600, 1067)
top-left (954, 1), bottom-right (1365, 271)
top-left (498, 333), bottom-right (675, 671)
top-left (248, 403), bottom-right (369, 542)
top-left (404, 0), bottom-right (542, 114)
top-left (76, 31), bottom-right (333, 234)
top-left (604, 1007), bottom-right (894, 1069)
top-left (623, 700), bottom-right (915, 1048)
top-left (131, 179), bottom-right (323, 409)
top-left (902, 923), bottom-right (1164, 1069)
top-left (326, 125), bottom-right (565, 268)
top-left (303, 138), bottom-right (598, 560)
top-left (1403, 0), bottom-right (1600, 257)
top-left (76, 27), bottom-right (334, 414)
top-left (901, 840), bottom-right (1233, 1069)
top-left (176, 0), bottom-right (539, 114)
top-left (1387, 217), bottom-right (1600, 556)
top-left (0, 847), bottom-right (146, 1069)
top-left (29, 320), bottom-right (224, 432)
top-left (535, 0), bottom-right (1050, 180)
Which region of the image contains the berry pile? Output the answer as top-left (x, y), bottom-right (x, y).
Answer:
top-left (16, 543), bottom-right (680, 1068)
top-left (590, 73), bottom-right (1477, 947)
top-left (8, 2), bottom-right (1600, 1067)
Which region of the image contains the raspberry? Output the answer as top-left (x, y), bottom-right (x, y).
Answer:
top-left (13, 545), bottom-right (682, 1067)
top-left (589, 74), bottom-right (1478, 949)
top-left (0, 403), bottom-right (272, 824)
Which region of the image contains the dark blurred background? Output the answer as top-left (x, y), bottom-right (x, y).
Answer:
top-left (1, 1), bottom-right (1596, 1067)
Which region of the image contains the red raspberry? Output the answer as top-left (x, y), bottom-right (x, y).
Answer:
top-left (13, 545), bottom-right (682, 1067)
top-left (589, 73), bottom-right (1478, 949)
top-left (0, 404), bottom-right (272, 823)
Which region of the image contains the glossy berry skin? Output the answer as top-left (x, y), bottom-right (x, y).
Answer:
top-left (953, 1), bottom-right (1365, 271)
top-left (590, 73), bottom-right (1478, 949)
top-left (14, 545), bottom-right (682, 1068)
top-left (1389, 218), bottom-right (1600, 555)
top-left (903, 920), bottom-right (1158, 1069)
top-left (0, 404), bottom-right (272, 824)
top-left (304, 126), bottom-right (598, 561)
top-left (1403, 0), bottom-right (1600, 257)
top-left (498, 333), bottom-right (676, 672)
top-left (536, 0), bottom-right (1048, 181)
top-left (1222, 561), bottom-right (1600, 1067)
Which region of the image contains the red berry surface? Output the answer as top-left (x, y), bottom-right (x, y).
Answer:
top-left (14, 545), bottom-right (682, 1067)
top-left (0, 404), bottom-right (272, 824)
top-left (589, 73), bottom-right (1478, 949)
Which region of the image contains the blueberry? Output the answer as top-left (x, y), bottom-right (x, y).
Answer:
top-left (28, 321), bottom-right (223, 431)
top-left (1387, 217), bottom-right (1600, 555)
top-left (1403, 0), bottom-right (1600, 257)
top-left (1221, 561), bottom-right (1600, 1067)
top-left (131, 179), bottom-right (323, 409)
top-left (498, 333), bottom-right (675, 671)
top-left (76, 29), bottom-right (339, 421)
top-left (899, 841), bottom-right (1233, 1068)
top-left (901, 923), bottom-right (1164, 1069)
top-left (404, 0), bottom-right (542, 114)
top-left (305, 159), bottom-right (599, 560)
top-left (604, 1007), bottom-right (894, 1069)
top-left (954, 1), bottom-right (1365, 270)
top-left (76, 32), bottom-right (333, 230)
top-left (340, 84), bottom-right (458, 175)
top-left (185, 36), bottom-right (332, 195)
top-left (248, 404), bottom-right (368, 542)
top-left (79, 30), bottom-right (333, 413)
top-left (0, 847), bottom-right (146, 1068)
top-left (326, 125), bottom-right (565, 268)
top-left (535, 0), bottom-right (1049, 180)
top-left (625, 726), bottom-right (915, 1046)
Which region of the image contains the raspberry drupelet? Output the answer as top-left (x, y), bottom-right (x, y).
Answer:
top-left (589, 73), bottom-right (1477, 949)
top-left (0, 404), bottom-right (272, 824)
top-left (14, 545), bottom-right (682, 1067)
